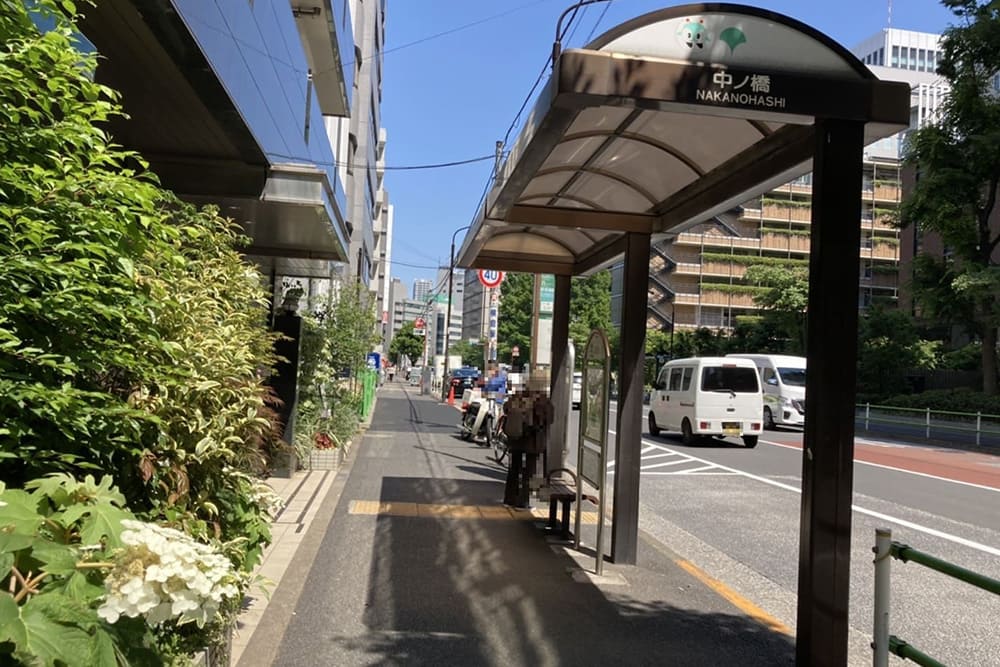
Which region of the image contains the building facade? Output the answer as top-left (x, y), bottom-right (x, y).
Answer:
top-left (412, 279), bottom-right (433, 302)
top-left (76, 0), bottom-right (361, 443)
top-left (461, 269), bottom-right (489, 342)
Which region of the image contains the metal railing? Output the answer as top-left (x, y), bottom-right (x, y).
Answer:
top-left (857, 403), bottom-right (1000, 448)
top-left (873, 528), bottom-right (1000, 667)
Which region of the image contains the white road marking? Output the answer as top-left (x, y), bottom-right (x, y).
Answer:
top-left (640, 459), bottom-right (694, 470)
top-left (675, 465), bottom-right (717, 474)
top-left (641, 451), bottom-right (680, 461)
top-left (642, 438), bottom-right (1000, 558)
top-left (762, 439), bottom-right (1000, 494)
top-left (642, 471), bottom-right (738, 476)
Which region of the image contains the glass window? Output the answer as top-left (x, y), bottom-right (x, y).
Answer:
top-left (762, 368), bottom-right (777, 386)
top-left (909, 48), bottom-right (917, 70)
top-left (891, 46), bottom-right (899, 68)
top-left (777, 367), bottom-right (807, 387)
top-left (879, 47), bottom-right (885, 66)
top-left (681, 367), bottom-right (693, 391)
top-left (918, 49), bottom-right (926, 71)
top-left (701, 366), bottom-right (759, 393)
top-left (668, 368), bottom-right (684, 391)
top-left (657, 366), bottom-right (669, 388)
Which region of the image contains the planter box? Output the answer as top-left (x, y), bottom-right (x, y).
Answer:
top-left (309, 448), bottom-right (342, 470)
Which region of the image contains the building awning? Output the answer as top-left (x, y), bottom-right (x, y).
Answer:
top-left (456, 4), bottom-right (910, 275)
top-left (77, 0), bottom-right (350, 269)
top-left (193, 163), bottom-right (351, 277)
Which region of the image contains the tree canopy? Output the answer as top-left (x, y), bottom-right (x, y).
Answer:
top-left (496, 271), bottom-right (614, 367)
top-left (389, 321), bottom-right (424, 365)
top-left (744, 264), bottom-right (809, 353)
top-left (900, 0), bottom-right (1000, 393)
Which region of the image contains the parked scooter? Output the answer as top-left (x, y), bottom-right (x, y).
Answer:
top-left (460, 393), bottom-right (501, 446)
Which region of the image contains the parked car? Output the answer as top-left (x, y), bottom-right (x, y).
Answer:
top-left (571, 372), bottom-right (582, 409)
top-left (445, 367), bottom-right (481, 399)
top-left (647, 356), bottom-right (762, 448)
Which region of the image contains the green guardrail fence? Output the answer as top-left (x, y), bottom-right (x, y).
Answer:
top-left (873, 528), bottom-right (1000, 667)
top-left (359, 368), bottom-right (377, 420)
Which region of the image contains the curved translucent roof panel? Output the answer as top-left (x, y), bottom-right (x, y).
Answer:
top-left (456, 3), bottom-right (910, 275)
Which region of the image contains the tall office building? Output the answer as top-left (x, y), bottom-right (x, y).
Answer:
top-left (436, 266), bottom-right (464, 345)
top-left (413, 279), bottom-right (433, 303)
top-left (325, 0), bottom-right (387, 288)
top-left (75, 0), bottom-right (356, 443)
top-left (461, 270), bottom-right (489, 343)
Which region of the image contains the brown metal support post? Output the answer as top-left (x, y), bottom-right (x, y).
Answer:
top-left (548, 274), bottom-right (572, 474)
top-left (795, 118), bottom-right (864, 667)
top-left (610, 232), bottom-right (650, 564)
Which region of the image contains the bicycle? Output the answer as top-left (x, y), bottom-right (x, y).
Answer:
top-left (490, 411), bottom-right (508, 466)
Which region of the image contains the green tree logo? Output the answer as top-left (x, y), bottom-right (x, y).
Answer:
top-left (719, 27), bottom-right (747, 54)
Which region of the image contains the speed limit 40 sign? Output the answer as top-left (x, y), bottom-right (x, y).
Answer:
top-left (478, 269), bottom-right (505, 289)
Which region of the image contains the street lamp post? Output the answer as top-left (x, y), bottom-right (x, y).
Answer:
top-left (443, 225), bottom-right (471, 388)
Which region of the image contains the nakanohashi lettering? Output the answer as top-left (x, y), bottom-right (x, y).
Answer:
top-left (696, 88), bottom-right (787, 108)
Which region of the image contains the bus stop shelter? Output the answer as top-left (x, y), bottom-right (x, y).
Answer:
top-left (455, 4), bottom-right (910, 665)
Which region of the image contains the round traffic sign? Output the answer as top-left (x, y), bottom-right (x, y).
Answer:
top-left (478, 269), bottom-right (505, 289)
top-left (414, 317), bottom-right (426, 329)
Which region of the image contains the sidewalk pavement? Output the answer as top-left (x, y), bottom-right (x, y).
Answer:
top-left (233, 382), bottom-right (795, 666)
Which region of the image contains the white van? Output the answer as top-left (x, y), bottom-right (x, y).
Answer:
top-left (648, 357), bottom-right (763, 448)
top-left (726, 354), bottom-right (806, 429)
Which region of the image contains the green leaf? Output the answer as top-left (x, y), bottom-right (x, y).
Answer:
top-left (54, 571), bottom-right (106, 602)
top-left (0, 533), bottom-right (37, 554)
top-left (30, 542), bottom-right (78, 576)
top-left (0, 553), bottom-right (14, 583)
top-left (77, 505), bottom-right (132, 549)
top-left (0, 593), bottom-right (27, 648)
top-left (89, 628), bottom-right (118, 667)
top-left (18, 595), bottom-right (94, 667)
top-left (0, 491), bottom-right (45, 535)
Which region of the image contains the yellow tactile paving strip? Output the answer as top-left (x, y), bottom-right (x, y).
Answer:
top-left (348, 500), bottom-right (599, 524)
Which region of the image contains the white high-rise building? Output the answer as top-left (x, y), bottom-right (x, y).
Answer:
top-left (413, 279), bottom-right (433, 302)
top-left (850, 28), bottom-right (948, 160)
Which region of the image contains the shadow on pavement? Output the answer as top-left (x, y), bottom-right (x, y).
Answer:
top-left (268, 386), bottom-right (796, 666)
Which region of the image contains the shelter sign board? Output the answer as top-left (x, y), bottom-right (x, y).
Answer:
top-left (575, 329), bottom-right (611, 575)
top-left (532, 274), bottom-right (554, 367)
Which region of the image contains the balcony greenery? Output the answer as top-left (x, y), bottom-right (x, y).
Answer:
top-left (760, 196), bottom-right (812, 209)
top-left (761, 226), bottom-right (812, 237)
top-left (700, 282), bottom-right (769, 295)
top-left (701, 252), bottom-right (809, 268)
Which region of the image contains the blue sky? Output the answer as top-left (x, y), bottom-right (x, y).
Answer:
top-left (381, 0), bottom-right (954, 295)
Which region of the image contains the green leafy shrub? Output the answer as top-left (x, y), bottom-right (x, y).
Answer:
top-left (871, 389), bottom-right (1000, 416)
top-left (1, 2), bottom-right (284, 658)
top-left (939, 342), bottom-right (982, 371)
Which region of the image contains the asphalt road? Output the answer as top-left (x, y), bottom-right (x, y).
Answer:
top-left (562, 401), bottom-right (1000, 667)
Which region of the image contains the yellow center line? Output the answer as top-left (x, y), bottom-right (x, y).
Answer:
top-left (347, 500), bottom-right (597, 524)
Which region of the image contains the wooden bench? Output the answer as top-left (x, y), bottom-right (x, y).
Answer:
top-left (540, 468), bottom-right (598, 539)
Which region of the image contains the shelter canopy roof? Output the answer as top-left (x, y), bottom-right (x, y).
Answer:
top-left (456, 3), bottom-right (911, 276)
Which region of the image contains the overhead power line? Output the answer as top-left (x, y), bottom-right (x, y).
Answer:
top-left (266, 151), bottom-right (498, 172)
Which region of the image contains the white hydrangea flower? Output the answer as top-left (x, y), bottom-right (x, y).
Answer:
top-left (97, 520), bottom-right (239, 628)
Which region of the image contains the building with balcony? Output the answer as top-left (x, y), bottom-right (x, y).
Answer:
top-left (652, 167), bottom-right (903, 332)
top-left (613, 28), bottom-right (946, 335)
